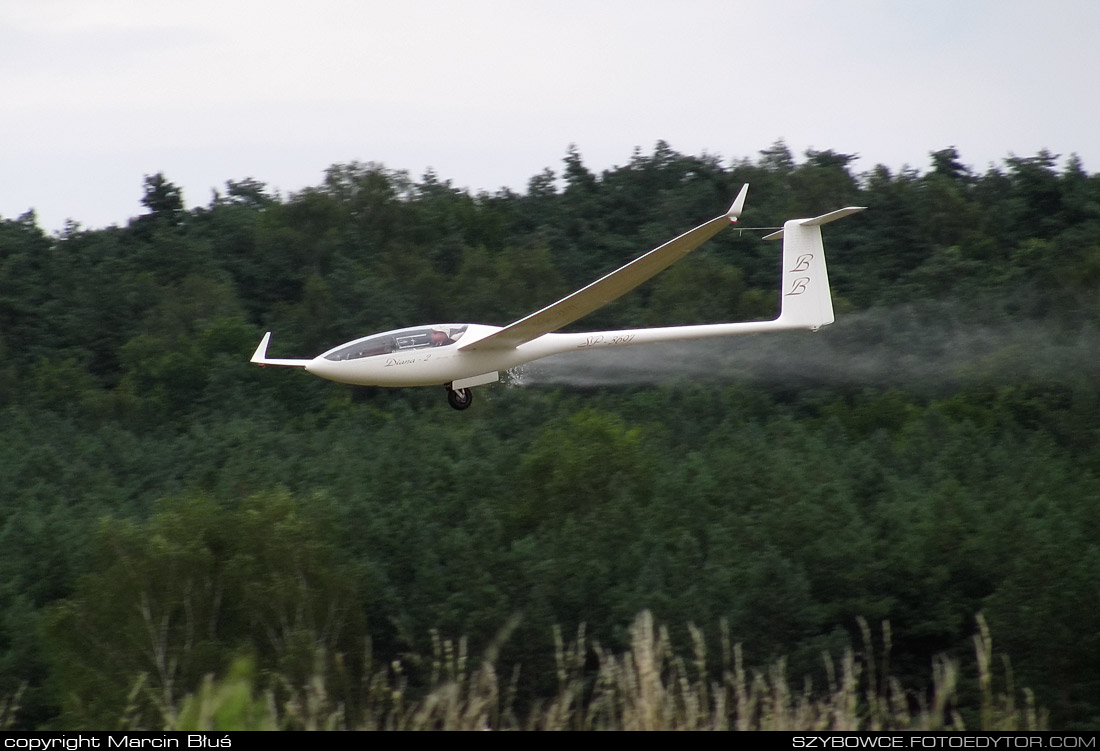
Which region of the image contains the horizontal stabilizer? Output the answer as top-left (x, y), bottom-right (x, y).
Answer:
top-left (762, 206), bottom-right (866, 241)
top-left (802, 206), bottom-right (867, 226)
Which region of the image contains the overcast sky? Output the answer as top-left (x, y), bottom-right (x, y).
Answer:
top-left (3, 0), bottom-right (1098, 232)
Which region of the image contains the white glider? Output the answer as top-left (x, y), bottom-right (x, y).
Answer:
top-left (251, 185), bottom-right (865, 409)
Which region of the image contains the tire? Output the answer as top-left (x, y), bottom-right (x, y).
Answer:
top-left (447, 387), bottom-right (473, 410)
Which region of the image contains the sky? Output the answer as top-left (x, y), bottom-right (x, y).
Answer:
top-left (2, 0), bottom-right (1099, 233)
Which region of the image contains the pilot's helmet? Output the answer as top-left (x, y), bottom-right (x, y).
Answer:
top-left (431, 325), bottom-right (451, 336)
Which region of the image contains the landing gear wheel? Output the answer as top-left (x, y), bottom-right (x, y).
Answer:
top-left (447, 387), bottom-right (473, 411)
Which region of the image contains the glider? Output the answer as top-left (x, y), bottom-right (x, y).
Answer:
top-left (251, 185), bottom-right (865, 409)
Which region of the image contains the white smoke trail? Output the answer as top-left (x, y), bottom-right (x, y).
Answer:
top-left (512, 304), bottom-right (1100, 392)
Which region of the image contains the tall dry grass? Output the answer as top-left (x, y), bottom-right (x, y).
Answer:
top-left (159, 611), bottom-right (1045, 731)
top-left (1, 684), bottom-right (23, 730)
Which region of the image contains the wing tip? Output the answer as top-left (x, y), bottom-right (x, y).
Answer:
top-left (726, 183), bottom-right (750, 222)
top-left (251, 332), bottom-right (273, 363)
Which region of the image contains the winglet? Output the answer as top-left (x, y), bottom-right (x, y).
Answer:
top-left (250, 332), bottom-right (311, 368)
top-left (251, 332), bottom-right (273, 364)
top-left (726, 183), bottom-right (750, 223)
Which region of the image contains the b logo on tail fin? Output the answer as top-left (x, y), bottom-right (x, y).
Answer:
top-left (790, 254), bottom-right (813, 272)
top-left (786, 277), bottom-right (810, 296)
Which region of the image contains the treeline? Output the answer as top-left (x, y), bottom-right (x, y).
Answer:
top-left (1, 142), bottom-right (1098, 729)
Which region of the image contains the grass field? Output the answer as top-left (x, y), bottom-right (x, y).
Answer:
top-left (136, 612), bottom-right (1044, 731)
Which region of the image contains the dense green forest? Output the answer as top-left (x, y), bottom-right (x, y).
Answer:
top-left (1, 141), bottom-right (1098, 729)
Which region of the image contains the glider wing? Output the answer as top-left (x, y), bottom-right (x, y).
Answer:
top-left (459, 185), bottom-right (749, 352)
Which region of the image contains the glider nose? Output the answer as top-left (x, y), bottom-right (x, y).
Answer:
top-left (304, 356), bottom-right (336, 378)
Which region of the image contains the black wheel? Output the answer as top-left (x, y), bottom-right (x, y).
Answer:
top-left (447, 387), bottom-right (473, 410)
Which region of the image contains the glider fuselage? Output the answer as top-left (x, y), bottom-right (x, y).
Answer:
top-left (302, 319), bottom-right (807, 388)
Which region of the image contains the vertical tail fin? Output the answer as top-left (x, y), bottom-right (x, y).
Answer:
top-left (763, 207), bottom-right (865, 330)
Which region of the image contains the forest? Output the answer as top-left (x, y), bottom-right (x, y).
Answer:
top-left (0, 141), bottom-right (1098, 730)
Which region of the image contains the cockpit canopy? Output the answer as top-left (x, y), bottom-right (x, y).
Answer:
top-left (322, 324), bottom-right (470, 361)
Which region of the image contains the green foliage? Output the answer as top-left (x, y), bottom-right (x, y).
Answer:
top-left (2, 143), bottom-right (1100, 728)
top-left (171, 658), bottom-right (277, 731)
top-left (41, 491), bottom-right (365, 729)
top-left (512, 410), bottom-right (653, 534)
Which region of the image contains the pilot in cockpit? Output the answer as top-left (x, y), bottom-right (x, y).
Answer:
top-left (430, 326), bottom-right (455, 346)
